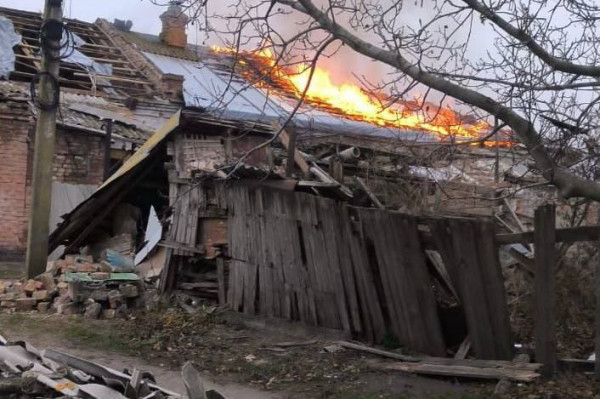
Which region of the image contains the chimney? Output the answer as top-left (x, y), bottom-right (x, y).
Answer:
top-left (161, 73), bottom-right (185, 102)
top-left (159, 1), bottom-right (190, 48)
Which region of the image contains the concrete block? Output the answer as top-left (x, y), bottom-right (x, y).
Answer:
top-left (108, 290), bottom-right (123, 309)
top-left (84, 302), bottom-right (103, 319)
top-left (0, 293), bottom-right (17, 301)
top-left (32, 290), bottom-right (49, 301)
top-left (57, 302), bottom-right (79, 316)
top-left (37, 302), bottom-right (50, 312)
top-left (90, 290), bottom-right (109, 302)
top-left (1, 301), bottom-right (16, 308)
top-left (102, 309), bottom-right (116, 319)
top-left (15, 298), bottom-right (37, 311)
top-left (119, 284), bottom-right (138, 298)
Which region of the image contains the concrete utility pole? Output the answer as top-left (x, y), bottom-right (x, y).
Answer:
top-left (25, 0), bottom-right (63, 278)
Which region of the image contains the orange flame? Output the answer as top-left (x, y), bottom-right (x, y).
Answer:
top-left (210, 45), bottom-right (512, 146)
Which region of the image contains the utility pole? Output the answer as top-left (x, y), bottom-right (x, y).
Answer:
top-left (25, 0), bottom-right (63, 278)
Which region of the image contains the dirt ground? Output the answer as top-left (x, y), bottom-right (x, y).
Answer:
top-left (0, 308), bottom-right (493, 399)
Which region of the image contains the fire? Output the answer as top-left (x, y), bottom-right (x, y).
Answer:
top-left (210, 45), bottom-right (512, 146)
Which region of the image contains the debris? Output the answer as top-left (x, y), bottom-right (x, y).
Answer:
top-left (181, 361), bottom-right (206, 399)
top-left (369, 358), bottom-right (541, 382)
top-left (274, 339), bottom-right (318, 348)
top-left (135, 205), bottom-right (163, 265)
top-left (24, 279), bottom-right (37, 294)
top-left (15, 298), bottom-right (37, 311)
top-left (89, 272), bottom-right (110, 280)
top-left (119, 284), bottom-right (138, 298)
top-left (0, 16), bottom-right (21, 79)
top-left (454, 336), bottom-right (471, 359)
top-left (37, 302), bottom-right (50, 312)
top-left (57, 302), bottom-right (79, 316)
top-left (108, 290), bottom-right (124, 309)
top-left (102, 309), bottom-right (116, 319)
top-left (337, 341), bottom-right (419, 362)
top-left (323, 344), bottom-right (344, 353)
top-left (1, 300), bottom-right (15, 308)
top-left (35, 272), bottom-right (56, 293)
top-left (84, 302), bottom-right (103, 319)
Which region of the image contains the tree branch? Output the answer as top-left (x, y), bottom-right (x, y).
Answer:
top-left (461, 0), bottom-right (600, 77)
top-left (277, 0), bottom-right (600, 201)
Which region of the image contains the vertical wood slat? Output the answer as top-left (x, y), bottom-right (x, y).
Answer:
top-left (340, 206), bottom-right (386, 342)
top-left (476, 221), bottom-right (513, 360)
top-left (217, 257), bottom-right (226, 305)
top-left (449, 220), bottom-right (496, 360)
top-left (223, 184), bottom-right (511, 360)
top-left (430, 217), bottom-right (512, 360)
top-left (534, 204), bottom-right (557, 378)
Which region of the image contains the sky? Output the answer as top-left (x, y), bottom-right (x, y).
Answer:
top-left (0, 0), bottom-right (166, 36)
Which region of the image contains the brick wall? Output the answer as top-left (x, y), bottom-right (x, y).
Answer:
top-left (53, 130), bottom-right (105, 185)
top-left (0, 103), bottom-right (106, 260)
top-left (0, 102), bottom-right (33, 260)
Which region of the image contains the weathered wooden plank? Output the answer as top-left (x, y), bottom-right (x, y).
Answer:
top-left (475, 221), bottom-right (513, 360)
top-left (534, 204), bottom-right (557, 378)
top-left (448, 219), bottom-right (497, 360)
top-left (339, 341), bottom-right (542, 370)
top-left (371, 362), bottom-right (540, 382)
top-left (400, 214), bottom-right (446, 356)
top-left (217, 257), bottom-right (226, 305)
top-left (426, 219), bottom-right (460, 291)
top-left (320, 199), bottom-right (351, 333)
top-left (342, 207), bottom-right (386, 342)
top-left (334, 205), bottom-right (362, 335)
top-left (359, 208), bottom-right (403, 342)
top-left (243, 262), bottom-right (258, 314)
top-left (497, 225), bottom-right (600, 245)
top-left (279, 129), bottom-right (310, 176)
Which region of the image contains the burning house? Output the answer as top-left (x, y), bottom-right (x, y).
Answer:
top-left (0, 2), bottom-right (560, 361)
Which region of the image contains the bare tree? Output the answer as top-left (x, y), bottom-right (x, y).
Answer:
top-left (155, 0), bottom-right (600, 202)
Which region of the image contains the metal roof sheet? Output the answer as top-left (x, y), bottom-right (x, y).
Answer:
top-left (143, 52), bottom-right (439, 142)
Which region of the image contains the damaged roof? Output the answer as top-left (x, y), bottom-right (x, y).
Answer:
top-left (0, 6), bottom-right (157, 98)
top-left (105, 23), bottom-right (509, 146)
top-left (0, 81), bottom-right (153, 141)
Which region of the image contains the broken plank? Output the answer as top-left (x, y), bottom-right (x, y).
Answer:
top-left (217, 257), bottom-right (226, 305)
top-left (336, 341), bottom-right (420, 362)
top-left (369, 361), bottom-right (540, 382)
top-left (454, 336), bottom-right (471, 359)
top-left (278, 129), bottom-right (310, 176)
top-left (158, 240), bottom-right (204, 254)
top-left (497, 225), bottom-right (600, 245)
top-left (354, 177), bottom-right (385, 209)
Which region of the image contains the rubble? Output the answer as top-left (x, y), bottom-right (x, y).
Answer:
top-left (0, 255), bottom-right (145, 319)
top-left (0, 333), bottom-right (228, 398)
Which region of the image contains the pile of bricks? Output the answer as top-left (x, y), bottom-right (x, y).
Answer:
top-left (0, 255), bottom-right (143, 319)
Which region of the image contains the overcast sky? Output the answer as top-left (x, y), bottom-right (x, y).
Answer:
top-left (0, 0), bottom-right (166, 37)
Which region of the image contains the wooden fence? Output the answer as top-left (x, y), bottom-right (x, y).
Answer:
top-left (225, 184), bottom-right (512, 359)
